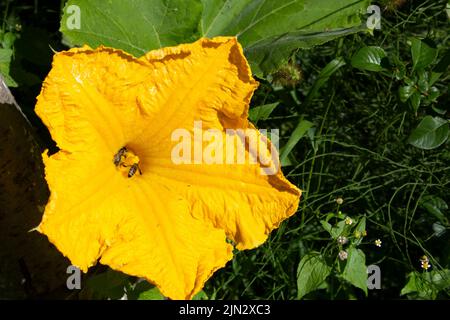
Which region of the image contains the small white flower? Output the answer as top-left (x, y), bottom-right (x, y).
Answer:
top-left (338, 250), bottom-right (348, 261)
top-left (420, 256), bottom-right (431, 270)
top-left (337, 236), bottom-right (348, 245)
top-left (344, 217), bottom-right (353, 225)
top-left (336, 197), bottom-right (344, 205)
top-left (375, 239), bottom-right (382, 247)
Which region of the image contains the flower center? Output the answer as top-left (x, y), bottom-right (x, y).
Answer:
top-left (113, 147), bottom-right (142, 178)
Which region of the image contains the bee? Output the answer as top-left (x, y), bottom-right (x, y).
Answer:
top-left (128, 163), bottom-right (142, 178)
top-left (114, 146), bottom-right (142, 178)
top-left (113, 147), bottom-right (127, 166)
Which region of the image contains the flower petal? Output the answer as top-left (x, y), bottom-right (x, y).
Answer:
top-left (39, 149), bottom-right (122, 269)
top-left (146, 133), bottom-right (301, 250)
top-left (130, 37), bottom-right (258, 154)
top-left (40, 150), bottom-right (232, 299)
top-left (100, 179), bottom-right (233, 299)
top-left (132, 37), bottom-right (301, 249)
top-left (35, 46), bottom-right (156, 153)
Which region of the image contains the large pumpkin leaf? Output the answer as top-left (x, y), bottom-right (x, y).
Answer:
top-left (201, 0), bottom-right (370, 75)
top-left (60, 0), bottom-right (202, 57)
top-left (61, 0), bottom-right (370, 76)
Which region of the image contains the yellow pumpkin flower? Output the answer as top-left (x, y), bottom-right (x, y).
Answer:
top-left (35, 37), bottom-right (301, 300)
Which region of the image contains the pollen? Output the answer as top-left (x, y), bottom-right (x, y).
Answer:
top-left (113, 147), bottom-right (142, 178)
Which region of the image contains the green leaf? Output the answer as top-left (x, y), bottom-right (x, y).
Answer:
top-left (321, 217), bottom-right (348, 239)
top-left (351, 46), bottom-right (387, 72)
top-left (420, 195), bottom-right (448, 225)
top-left (200, 0), bottom-right (250, 37)
top-left (417, 78), bottom-right (429, 93)
top-left (429, 72), bottom-right (442, 87)
top-left (61, 0), bottom-right (370, 77)
top-left (304, 57), bottom-right (346, 106)
top-left (137, 287), bottom-right (166, 300)
top-left (399, 85), bottom-right (415, 103)
top-left (0, 48), bottom-right (17, 87)
top-left (3, 27), bottom-right (54, 88)
top-left (320, 220), bottom-right (332, 234)
top-left (130, 282), bottom-right (207, 300)
top-left (401, 272), bottom-right (426, 297)
top-left (192, 290), bottom-right (209, 300)
top-left (353, 216), bottom-right (366, 245)
top-left (85, 269), bottom-right (129, 299)
top-left (430, 49), bottom-right (450, 85)
top-left (432, 222), bottom-right (446, 237)
top-left (428, 87), bottom-right (440, 102)
top-left (401, 270), bottom-right (450, 299)
top-left (0, 49), bottom-right (12, 63)
top-left (355, 217), bottom-right (366, 233)
top-left (281, 57), bottom-right (343, 166)
top-left (280, 119), bottom-right (314, 165)
top-left (325, 212), bottom-right (338, 222)
top-left (297, 252), bottom-right (331, 299)
top-left (408, 116), bottom-right (449, 150)
top-left (409, 91), bottom-right (421, 112)
top-left (306, 127), bottom-right (319, 152)
top-left (404, 77), bottom-right (415, 86)
top-left (248, 102), bottom-right (279, 123)
top-left (342, 247), bottom-right (367, 295)
top-left (391, 54), bottom-right (406, 80)
top-left (411, 38), bottom-right (438, 72)
top-left (126, 280), bottom-right (152, 299)
top-left (429, 269), bottom-right (450, 291)
top-left (60, 0), bottom-right (203, 57)
top-left (1, 32), bottom-right (16, 50)
top-left (201, 0), bottom-right (370, 76)
top-left (330, 220), bottom-right (347, 239)
top-left (245, 26), bottom-right (363, 77)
